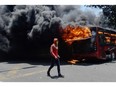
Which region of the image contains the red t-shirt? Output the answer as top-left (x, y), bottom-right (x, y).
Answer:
top-left (50, 44), bottom-right (59, 59)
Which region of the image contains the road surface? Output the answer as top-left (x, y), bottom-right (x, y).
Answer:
top-left (0, 60), bottom-right (116, 82)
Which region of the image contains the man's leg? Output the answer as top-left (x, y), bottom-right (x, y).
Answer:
top-left (55, 58), bottom-right (64, 77)
top-left (55, 58), bottom-right (61, 75)
top-left (47, 58), bottom-right (55, 76)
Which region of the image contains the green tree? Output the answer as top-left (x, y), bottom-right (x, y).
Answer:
top-left (90, 5), bottom-right (116, 29)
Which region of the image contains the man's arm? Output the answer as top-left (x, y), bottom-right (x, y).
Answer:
top-left (58, 54), bottom-right (60, 58)
top-left (50, 45), bottom-right (58, 59)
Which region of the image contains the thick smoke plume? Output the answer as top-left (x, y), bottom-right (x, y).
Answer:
top-left (0, 5), bottom-right (103, 58)
top-left (0, 5), bottom-right (62, 58)
top-left (54, 5), bottom-right (103, 26)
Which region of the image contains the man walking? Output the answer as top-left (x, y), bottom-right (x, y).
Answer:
top-left (47, 38), bottom-right (64, 77)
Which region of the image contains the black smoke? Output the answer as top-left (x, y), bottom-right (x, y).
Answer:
top-left (0, 5), bottom-right (61, 59)
top-left (0, 5), bottom-right (104, 59)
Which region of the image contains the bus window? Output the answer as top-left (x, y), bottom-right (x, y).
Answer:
top-left (91, 30), bottom-right (96, 43)
top-left (99, 34), bottom-right (105, 45)
top-left (90, 29), bottom-right (97, 51)
top-left (98, 31), bottom-right (116, 46)
top-left (111, 39), bottom-right (116, 45)
top-left (98, 30), bottom-right (105, 45)
top-left (103, 32), bottom-right (112, 45)
top-left (111, 33), bottom-right (116, 45)
top-left (105, 36), bottom-right (111, 44)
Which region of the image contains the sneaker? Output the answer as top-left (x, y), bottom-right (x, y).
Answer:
top-left (58, 74), bottom-right (64, 78)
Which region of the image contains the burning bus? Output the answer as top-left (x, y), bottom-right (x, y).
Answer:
top-left (59, 25), bottom-right (116, 61)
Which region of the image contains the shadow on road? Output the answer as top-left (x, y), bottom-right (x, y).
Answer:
top-left (0, 57), bottom-right (51, 65)
top-left (48, 75), bottom-right (64, 79)
top-left (75, 59), bottom-right (116, 66)
top-left (0, 64), bottom-right (38, 73)
top-left (50, 75), bottom-right (59, 79)
top-left (0, 56), bottom-right (116, 66)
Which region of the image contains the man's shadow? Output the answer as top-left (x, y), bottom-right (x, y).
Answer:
top-left (50, 75), bottom-right (59, 79)
top-left (49, 75), bottom-right (64, 79)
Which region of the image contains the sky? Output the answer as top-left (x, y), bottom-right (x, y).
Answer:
top-left (80, 5), bottom-right (102, 16)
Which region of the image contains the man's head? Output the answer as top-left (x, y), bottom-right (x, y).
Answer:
top-left (53, 38), bottom-right (58, 46)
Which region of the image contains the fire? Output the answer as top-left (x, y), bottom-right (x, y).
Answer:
top-left (61, 25), bottom-right (92, 45)
top-left (68, 59), bottom-right (79, 64)
top-left (105, 37), bottom-right (111, 43)
top-left (111, 34), bottom-right (116, 37)
top-left (98, 31), bottom-right (103, 34)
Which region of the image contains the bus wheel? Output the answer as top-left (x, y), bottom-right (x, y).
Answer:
top-left (111, 52), bottom-right (115, 61)
top-left (106, 52), bottom-right (115, 61)
top-left (106, 53), bottom-right (112, 61)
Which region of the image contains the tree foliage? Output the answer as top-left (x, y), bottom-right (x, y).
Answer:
top-left (90, 5), bottom-right (116, 29)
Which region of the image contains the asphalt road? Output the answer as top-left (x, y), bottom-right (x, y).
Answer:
top-left (0, 60), bottom-right (116, 82)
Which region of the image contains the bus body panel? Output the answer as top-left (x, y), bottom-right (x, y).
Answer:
top-left (59, 26), bottom-right (116, 61)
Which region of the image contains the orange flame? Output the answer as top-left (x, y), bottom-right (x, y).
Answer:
top-left (68, 59), bottom-right (79, 64)
top-left (61, 25), bottom-right (92, 45)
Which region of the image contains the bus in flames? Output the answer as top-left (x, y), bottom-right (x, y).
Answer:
top-left (59, 25), bottom-right (116, 62)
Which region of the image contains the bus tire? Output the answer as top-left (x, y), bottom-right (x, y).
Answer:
top-left (106, 53), bottom-right (111, 61)
top-left (106, 52), bottom-right (115, 61)
top-left (111, 52), bottom-right (115, 61)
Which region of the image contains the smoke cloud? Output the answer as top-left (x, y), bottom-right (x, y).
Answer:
top-left (54, 5), bottom-right (102, 26)
top-left (0, 5), bottom-right (63, 58)
top-left (0, 5), bottom-right (104, 58)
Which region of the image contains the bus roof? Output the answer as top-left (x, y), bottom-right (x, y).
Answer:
top-left (89, 26), bottom-right (116, 33)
